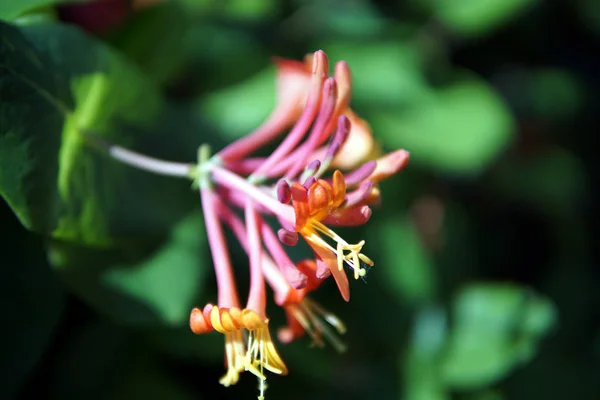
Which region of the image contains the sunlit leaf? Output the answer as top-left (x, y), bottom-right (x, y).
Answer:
top-left (199, 65), bottom-right (275, 140)
top-left (441, 283), bottom-right (556, 389)
top-left (0, 0), bottom-right (86, 21)
top-left (373, 78), bottom-right (514, 174)
top-left (0, 21), bottom-right (196, 246)
top-left (322, 41), bottom-right (432, 106)
top-left (428, 0), bottom-right (539, 37)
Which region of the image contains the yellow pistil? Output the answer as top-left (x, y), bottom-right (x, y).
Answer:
top-left (302, 219), bottom-right (374, 280)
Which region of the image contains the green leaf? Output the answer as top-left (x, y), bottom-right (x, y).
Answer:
top-left (0, 0), bottom-right (85, 21)
top-left (321, 41), bottom-right (432, 106)
top-left (374, 216), bottom-right (436, 304)
top-left (441, 283), bottom-right (556, 389)
top-left (428, 0), bottom-right (539, 37)
top-left (0, 21), bottom-right (196, 246)
top-left (199, 65), bottom-right (276, 141)
top-left (0, 205), bottom-right (65, 398)
top-left (403, 307), bottom-right (448, 400)
top-left (107, 2), bottom-right (190, 86)
top-left (48, 212), bottom-right (207, 326)
top-left (373, 78), bottom-right (514, 174)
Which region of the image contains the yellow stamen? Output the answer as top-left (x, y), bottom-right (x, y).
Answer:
top-left (219, 330), bottom-right (246, 387)
top-left (302, 219), bottom-right (374, 280)
top-left (290, 298), bottom-right (347, 353)
top-left (244, 323), bottom-right (288, 399)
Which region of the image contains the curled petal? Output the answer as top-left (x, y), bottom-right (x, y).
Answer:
top-left (241, 309), bottom-right (266, 331)
top-left (323, 205), bottom-right (372, 227)
top-left (311, 244), bottom-right (350, 302)
top-left (368, 149), bottom-right (410, 183)
top-left (190, 306), bottom-right (213, 334)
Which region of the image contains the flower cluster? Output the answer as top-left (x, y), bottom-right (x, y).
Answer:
top-left (102, 50), bottom-right (409, 399)
top-left (189, 51), bottom-right (409, 398)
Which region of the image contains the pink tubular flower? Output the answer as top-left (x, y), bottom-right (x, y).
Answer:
top-left (101, 50), bottom-right (409, 400)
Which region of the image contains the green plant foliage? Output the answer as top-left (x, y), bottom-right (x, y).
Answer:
top-left (322, 41), bottom-right (432, 107)
top-left (199, 65), bottom-right (276, 140)
top-left (373, 78), bottom-right (514, 174)
top-left (0, 0), bottom-right (85, 21)
top-left (403, 307), bottom-right (448, 400)
top-left (48, 212), bottom-right (207, 326)
top-left (0, 21), bottom-right (196, 246)
top-left (440, 284), bottom-right (556, 389)
top-left (427, 0), bottom-right (540, 37)
top-left (375, 216), bottom-right (436, 304)
top-left (0, 214), bottom-right (65, 399)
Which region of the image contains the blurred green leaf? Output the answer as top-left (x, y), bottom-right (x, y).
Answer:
top-left (322, 41), bottom-right (431, 106)
top-left (199, 65), bottom-right (275, 140)
top-left (0, 207), bottom-right (65, 398)
top-left (373, 78), bottom-right (514, 174)
top-left (375, 216), bottom-right (436, 304)
top-left (428, 0), bottom-right (539, 37)
top-left (403, 306), bottom-right (448, 400)
top-left (0, 21), bottom-right (196, 246)
top-left (441, 283), bottom-right (556, 389)
top-left (492, 147), bottom-right (586, 219)
top-left (180, 0), bottom-right (277, 20)
top-left (530, 68), bottom-right (583, 121)
top-left (286, 0), bottom-right (385, 39)
top-left (0, 0), bottom-right (84, 20)
top-left (107, 2), bottom-right (189, 87)
top-left (49, 212), bottom-right (207, 326)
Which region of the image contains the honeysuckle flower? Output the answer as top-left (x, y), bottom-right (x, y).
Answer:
top-left (93, 49), bottom-right (409, 399)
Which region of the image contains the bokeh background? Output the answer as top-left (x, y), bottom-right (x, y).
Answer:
top-left (1, 0), bottom-right (599, 399)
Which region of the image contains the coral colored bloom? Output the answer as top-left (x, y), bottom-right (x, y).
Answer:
top-left (101, 49), bottom-right (409, 400)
